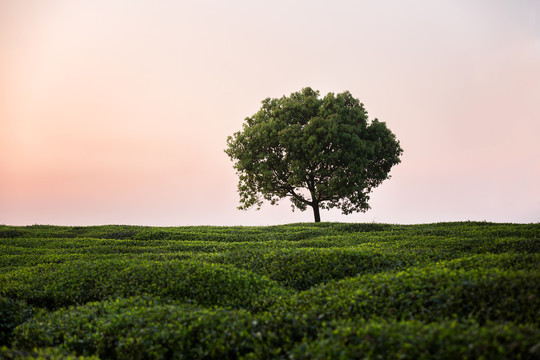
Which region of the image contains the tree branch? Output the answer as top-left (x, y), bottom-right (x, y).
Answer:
top-left (289, 189), bottom-right (312, 205)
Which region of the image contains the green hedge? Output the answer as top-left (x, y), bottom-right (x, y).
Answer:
top-left (12, 297), bottom-right (276, 360)
top-left (0, 297), bottom-right (34, 346)
top-left (0, 346), bottom-right (99, 359)
top-left (214, 248), bottom-right (413, 290)
top-left (289, 319), bottom-right (540, 360)
top-left (0, 259), bottom-right (289, 310)
top-left (441, 253), bottom-right (540, 271)
top-left (271, 261), bottom-right (540, 326)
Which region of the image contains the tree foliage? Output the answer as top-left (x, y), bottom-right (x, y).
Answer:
top-left (225, 87), bottom-right (403, 222)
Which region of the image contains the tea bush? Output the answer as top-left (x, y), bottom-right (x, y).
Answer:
top-left (0, 297), bottom-right (34, 346)
top-left (270, 258), bottom-right (540, 325)
top-left (290, 319), bottom-right (540, 360)
top-left (0, 259), bottom-right (289, 310)
top-left (12, 297), bottom-right (277, 360)
top-left (213, 248), bottom-right (414, 290)
top-left (0, 346), bottom-right (99, 359)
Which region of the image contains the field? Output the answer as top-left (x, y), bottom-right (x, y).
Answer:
top-left (0, 222), bottom-right (539, 359)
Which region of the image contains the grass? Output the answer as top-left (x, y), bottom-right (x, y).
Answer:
top-left (0, 221), bottom-right (539, 359)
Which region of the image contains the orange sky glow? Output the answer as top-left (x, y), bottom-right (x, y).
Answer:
top-left (1, 0), bottom-right (539, 225)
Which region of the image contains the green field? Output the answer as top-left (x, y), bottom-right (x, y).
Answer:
top-left (1, 222), bottom-right (539, 359)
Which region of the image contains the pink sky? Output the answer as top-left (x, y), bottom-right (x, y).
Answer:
top-left (1, 0), bottom-right (539, 226)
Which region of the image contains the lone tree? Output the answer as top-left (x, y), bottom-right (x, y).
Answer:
top-left (225, 87), bottom-right (403, 222)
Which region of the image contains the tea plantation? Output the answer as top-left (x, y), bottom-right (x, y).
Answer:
top-left (0, 222), bottom-right (539, 359)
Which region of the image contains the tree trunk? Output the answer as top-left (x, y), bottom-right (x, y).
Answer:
top-left (312, 202), bottom-right (321, 223)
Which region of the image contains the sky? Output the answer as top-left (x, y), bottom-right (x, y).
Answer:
top-left (1, 0), bottom-right (539, 226)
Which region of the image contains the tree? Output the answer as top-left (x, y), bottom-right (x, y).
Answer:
top-left (225, 87), bottom-right (403, 222)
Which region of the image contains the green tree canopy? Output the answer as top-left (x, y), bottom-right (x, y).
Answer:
top-left (225, 87), bottom-right (403, 222)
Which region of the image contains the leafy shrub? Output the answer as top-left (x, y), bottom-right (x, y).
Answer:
top-left (399, 222), bottom-right (539, 240)
top-left (489, 237), bottom-right (540, 254)
top-left (108, 260), bottom-right (289, 310)
top-left (0, 260), bottom-right (127, 309)
top-left (289, 319), bottom-right (540, 360)
top-left (442, 253), bottom-right (540, 271)
top-left (0, 346), bottom-right (99, 359)
top-left (327, 223), bottom-right (392, 232)
top-left (215, 248), bottom-right (412, 290)
top-left (96, 230), bottom-right (139, 240)
top-left (278, 228), bottom-right (327, 241)
top-left (271, 264), bottom-right (540, 326)
top-left (0, 228), bottom-right (22, 239)
top-left (0, 297), bottom-right (34, 346)
top-left (12, 297), bottom-right (277, 360)
top-left (0, 259), bottom-right (289, 310)
top-left (133, 229), bottom-right (171, 240)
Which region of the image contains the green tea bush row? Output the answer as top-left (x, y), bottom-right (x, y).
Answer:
top-left (2, 222), bottom-right (537, 242)
top-left (441, 253), bottom-right (540, 271)
top-left (213, 248), bottom-right (414, 290)
top-left (0, 297), bottom-right (34, 346)
top-left (131, 227), bottom-right (330, 242)
top-left (0, 251), bottom-right (223, 274)
top-left (271, 261), bottom-right (540, 326)
top-left (0, 347), bottom-right (99, 359)
top-left (11, 303), bottom-right (540, 360)
top-left (346, 235), bottom-right (540, 257)
top-left (396, 222), bottom-right (539, 239)
top-left (12, 297), bottom-right (276, 360)
top-left (489, 237), bottom-right (540, 254)
top-left (0, 259), bottom-right (289, 310)
top-left (0, 237), bottom-right (227, 253)
top-left (0, 225), bottom-right (145, 240)
top-left (0, 253), bottom-right (149, 272)
top-left (289, 319), bottom-right (540, 360)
